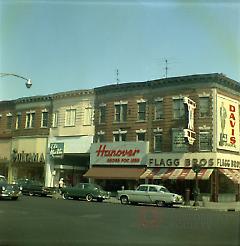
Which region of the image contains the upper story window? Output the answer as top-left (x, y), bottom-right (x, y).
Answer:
top-left (153, 128), bottom-right (163, 152)
top-left (137, 99), bottom-right (146, 121)
top-left (15, 113), bottom-right (22, 129)
top-left (52, 112), bottom-right (58, 128)
top-left (84, 104), bottom-right (93, 126)
top-left (25, 111), bottom-right (35, 128)
top-left (113, 129), bottom-right (127, 142)
top-left (6, 113), bottom-right (13, 130)
top-left (136, 129), bottom-right (146, 141)
top-left (41, 110), bottom-right (49, 128)
top-left (99, 104), bottom-right (106, 124)
top-left (173, 98), bottom-right (185, 119)
top-left (114, 101), bottom-right (127, 122)
top-left (65, 108), bottom-right (76, 127)
top-left (199, 97), bottom-right (210, 118)
top-left (154, 98), bottom-right (163, 120)
top-left (97, 131), bottom-right (105, 143)
top-left (199, 129), bottom-right (212, 151)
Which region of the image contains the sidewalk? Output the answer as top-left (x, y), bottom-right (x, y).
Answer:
top-left (105, 197), bottom-right (240, 212)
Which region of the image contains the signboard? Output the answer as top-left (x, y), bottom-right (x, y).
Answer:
top-left (147, 153), bottom-right (240, 169)
top-left (217, 95), bottom-right (239, 152)
top-left (172, 129), bottom-right (188, 152)
top-left (183, 97), bottom-right (196, 145)
top-left (90, 142), bottom-right (149, 165)
top-left (50, 143), bottom-right (64, 158)
top-left (12, 150), bottom-right (45, 163)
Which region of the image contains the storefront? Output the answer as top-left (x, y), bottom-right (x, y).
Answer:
top-left (0, 139), bottom-right (11, 179)
top-left (46, 136), bottom-right (93, 187)
top-left (84, 142), bottom-right (149, 191)
top-left (140, 152), bottom-right (240, 201)
top-left (9, 137), bottom-right (47, 183)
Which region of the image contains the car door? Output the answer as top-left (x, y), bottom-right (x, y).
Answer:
top-left (132, 185), bottom-right (149, 203)
top-left (148, 186), bottom-right (159, 203)
top-left (71, 183), bottom-right (83, 198)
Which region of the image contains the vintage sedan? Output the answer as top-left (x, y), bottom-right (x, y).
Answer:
top-left (0, 175), bottom-right (21, 200)
top-left (61, 183), bottom-right (110, 202)
top-left (15, 179), bottom-right (53, 197)
top-left (117, 184), bottom-right (183, 207)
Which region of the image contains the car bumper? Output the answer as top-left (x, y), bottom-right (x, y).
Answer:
top-left (98, 192), bottom-right (111, 200)
top-left (0, 191), bottom-right (21, 198)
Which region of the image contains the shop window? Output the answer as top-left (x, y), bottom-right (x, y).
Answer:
top-left (52, 112), bottom-right (58, 128)
top-left (199, 97), bottom-right (210, 118)
top-left (155, 99), bottom-right (163, 120)
top-left (199, 130), bottom-right (212, 151)
top-left (41, 111), bottom-right (49, 128)
top-left (6, 113), bottom-right (13, 129)
top-left (173, 98), bottom-right (185, 119)
top-left (99, 105), bottom-right (106, 124)
top-left (25, 112), bottom-right (35, 128)
top-left (154, 133), bottom-right (163, 152)
top-left (15, 113), bottom-right (22, 129)
top-left (137, 101), bottom-right (146, 121)
top-left (114, 103), bottom-right (127, 122)
top-left (65, 109), bottom-right (76, 127)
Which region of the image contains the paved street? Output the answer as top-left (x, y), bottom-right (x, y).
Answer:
top-left (0, 196), bottom-right (240, 246)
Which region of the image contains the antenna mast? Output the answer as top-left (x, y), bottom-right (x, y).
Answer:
top-left (165, 59), bottom-right (168, 78)
top-left (116, 69), bottom-right (119, 84)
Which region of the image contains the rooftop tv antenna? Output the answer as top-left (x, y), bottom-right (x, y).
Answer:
top-left (165, 59), bottom-right (168, 78)
top-left (116, 68), bottom-right (120, 84)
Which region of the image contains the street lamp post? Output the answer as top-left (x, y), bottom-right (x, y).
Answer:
top-left (192, 163), bottom-right (201, 206)
top-left (0, 73), bottom-right (32, 89)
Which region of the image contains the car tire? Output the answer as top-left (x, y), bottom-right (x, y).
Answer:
top-left (62, 193), bottom-right (69, 200)
top-left (120, 196), bottom-right (129, 205)
top-left (155, 200), bottom-right (165, 207)
top-left (86, 194), bottom-right (93, 202)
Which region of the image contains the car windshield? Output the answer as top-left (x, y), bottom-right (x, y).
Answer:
top-left (0, 176), bottom-right (7, 183)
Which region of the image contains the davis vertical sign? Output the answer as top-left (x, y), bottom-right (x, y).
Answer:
top-left (217, 95), bottom-right (239, 152)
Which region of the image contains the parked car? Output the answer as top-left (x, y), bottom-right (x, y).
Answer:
top-left (117, 184), bottom-right (183, 207)
top-left (15, 179), bottom-right (53, 197)
top-left (0, 175), bottom-right (21, 200)
top-left (61, 183), bottom-right (111, 202)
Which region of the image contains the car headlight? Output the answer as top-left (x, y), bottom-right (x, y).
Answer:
top-left (19, 186), bottom-right (23, 191)
top-left (2, 186), bottom-right (6, 191)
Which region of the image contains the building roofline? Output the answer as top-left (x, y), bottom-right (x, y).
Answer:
top-left (94, 73), bottom-right (240, 93)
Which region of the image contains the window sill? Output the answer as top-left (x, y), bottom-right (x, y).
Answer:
top-left (136, 120), bottom-right (147, 123)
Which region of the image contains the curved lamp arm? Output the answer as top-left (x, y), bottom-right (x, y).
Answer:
top-left (0, 73), bottom-right (32, 89)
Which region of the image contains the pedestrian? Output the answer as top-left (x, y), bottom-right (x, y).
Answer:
top-left (59, 178), bottom-right (65, 189)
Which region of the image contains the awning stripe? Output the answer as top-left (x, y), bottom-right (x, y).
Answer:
top-left (140, 168), bottom-right (213, 180)
top-left (219, 169), bottom-right (240, 184)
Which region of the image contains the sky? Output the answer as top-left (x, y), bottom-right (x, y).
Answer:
top-left (0, 0), bottom-right (240, 100)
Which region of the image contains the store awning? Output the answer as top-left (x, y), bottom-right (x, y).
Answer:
top-left (219, 169), bottom-right (240, 184)
top-left (83, 167), bottom-right (146, 179)
top-left (140, 168), bottom-right (213, 180)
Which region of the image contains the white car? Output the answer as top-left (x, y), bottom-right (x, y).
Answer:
top-left (117, 184), bottom-right (183, 207)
